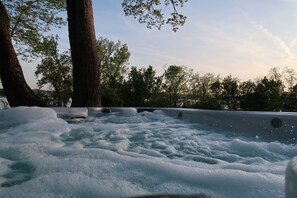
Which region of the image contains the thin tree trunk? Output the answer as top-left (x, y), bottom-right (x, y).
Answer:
top-left (66, 0), bottom-right (101, 107)
top-left (0, 1), bottom-right (46, 107)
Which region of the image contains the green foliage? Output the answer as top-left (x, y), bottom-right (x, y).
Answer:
top-left (283, 84), bottom-right (297, 111)
top-left (142, 65), bottom-right (163, 105)
top-left (0, 88), bottom-right (4, 96)
top-left (221, 75), bottom-right (240, 110)
top-left (101, 85), bottom-right (124, 107)
top-left (33, 89), bottom-right (56, 107)
top-left (239, 80), bottom-right (256, 110)
top-left (33, 36), bottom-right (131, 107)
top-left (268, 67), bottom-right (282, 82)
top-left (163, 65), bottom-right (191, 107)
top-left (124, 67), bottom-right (148, 106)
top-left (189, 73), bottom-right (222, 109)
top-left (96, 37), bottom-right (131, 106)
top-left (252, 77), bottom-right (284, 111)
top-left (123, 66), bottom-right (163, 106)
top-left (282, 67), bottom-right (297, 92)
top-left (237, 77), bottom-right (284, 111)
top-left (122, 0), bottom-right (188, 31)
top-left (2, 0), bottom-right (66, 60)
top-left (193, 96), bottom-right (222, 110)
top-left (97, 37), bottom-right (130, 86)
top-left (35, 35), bottom-right (72, 107)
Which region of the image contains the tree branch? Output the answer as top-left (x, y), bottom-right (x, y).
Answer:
top-left (10, 0), bottom-right (25, 37)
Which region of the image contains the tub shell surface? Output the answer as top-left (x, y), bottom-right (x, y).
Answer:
top-left (52, 107), bottom-right (297, 142)
top-left (160, 108), bottom-right (297, 142)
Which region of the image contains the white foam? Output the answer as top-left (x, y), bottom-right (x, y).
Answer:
top-left (0, 106), bottom-right (57, 123)
top-left (286, 156), bottom-right (297, 198)
top-left (0, 107), bottom-right (294, 198)
top-left (0, 97), bottom-right (9, 109)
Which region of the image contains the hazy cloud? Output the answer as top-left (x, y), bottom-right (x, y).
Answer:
top-left (245, 14), bottom-right (295, 59)
top-left (289, 35), bottom-right (297, 50)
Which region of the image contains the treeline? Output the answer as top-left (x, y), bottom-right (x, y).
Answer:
top-left (101, 66), bottom-right (297, 111)
top-left (30, 36), bottom-right (297, 111)
top-left (37, 63), bottom-right (297, 111)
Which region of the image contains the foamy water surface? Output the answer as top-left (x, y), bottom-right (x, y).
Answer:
top-left (0, 107), bottom-right (296, 198)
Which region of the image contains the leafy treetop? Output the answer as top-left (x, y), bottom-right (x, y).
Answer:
top-left (2, 0), bottom-right (66, 60)
top-left (122, 0), bottom-right (189, 31)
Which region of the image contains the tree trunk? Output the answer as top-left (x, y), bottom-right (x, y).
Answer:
top-left (0, 1), bottom-right (46, 107)
top-left (66, 0), bottom-right (101, 107)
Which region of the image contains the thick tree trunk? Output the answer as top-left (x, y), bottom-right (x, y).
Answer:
top-left (66, 0), bottom-right (101, 107)
top-left (0, 1), bottom-right (46, 107)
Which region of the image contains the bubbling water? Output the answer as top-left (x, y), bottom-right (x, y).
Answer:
top-left (0, 107), bottom-right (294, 198)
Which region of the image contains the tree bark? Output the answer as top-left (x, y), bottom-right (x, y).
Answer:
top-left (0, 1), bottom-right (46, 107)
top-left (66, 0), bottom-right (101, 107)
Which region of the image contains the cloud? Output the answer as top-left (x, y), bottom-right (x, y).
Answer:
top-left (245, 14), bottom-right (295, 59)
top-left (289, 34), bottom-right (297, 49)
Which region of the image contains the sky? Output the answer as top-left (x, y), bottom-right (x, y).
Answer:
top-left (21, 0), bottom-right (297, 88)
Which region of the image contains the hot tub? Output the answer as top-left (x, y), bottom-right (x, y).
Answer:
top-left (55, 107), bottom-right (297, 142)
top-left (0, 107), bottom-right (296, 198)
